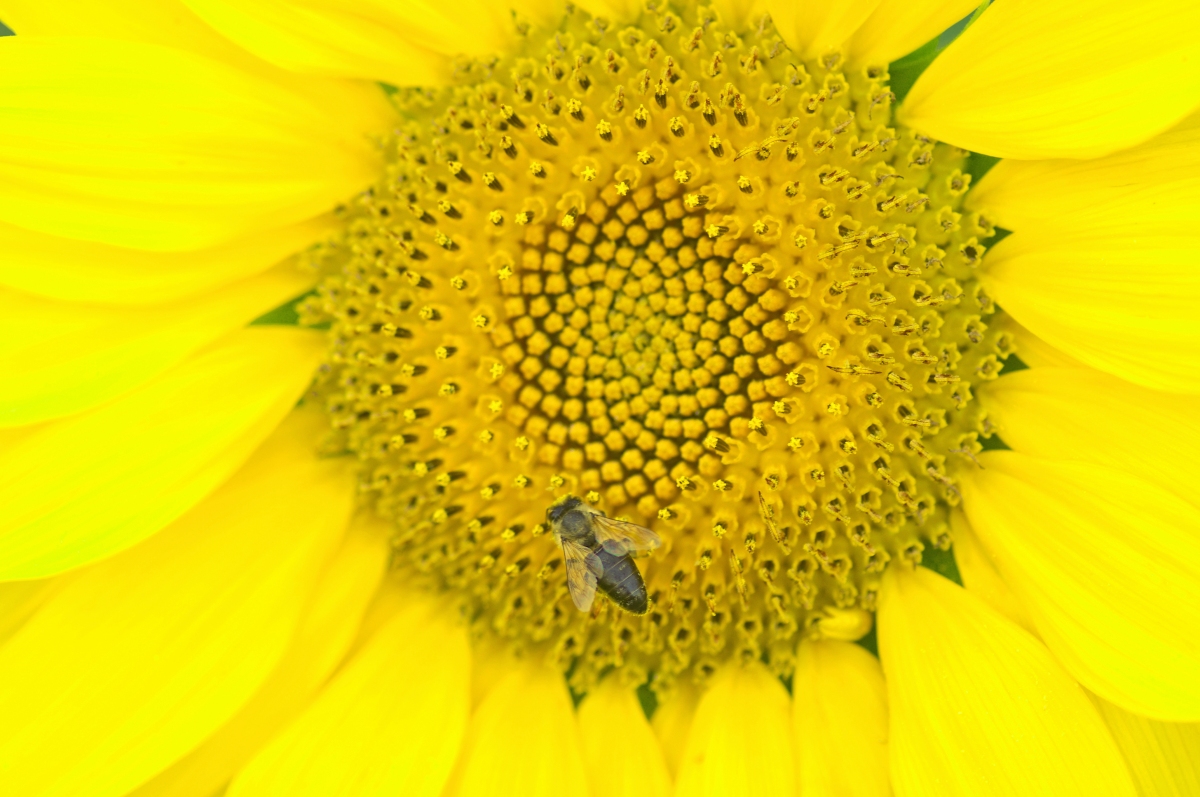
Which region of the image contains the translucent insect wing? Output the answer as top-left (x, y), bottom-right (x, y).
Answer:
top-left (590, 514), bottom-right (661, 555)
top-left (561, 537), bottom-right (603, 611)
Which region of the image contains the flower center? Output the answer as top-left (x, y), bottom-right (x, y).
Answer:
top-left (308, 3), bottom-right (1010, 692)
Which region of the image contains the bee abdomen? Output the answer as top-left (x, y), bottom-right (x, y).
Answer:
top-left (596, 549), bottom-right (649, 614)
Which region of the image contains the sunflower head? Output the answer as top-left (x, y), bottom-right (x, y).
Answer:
top-left (6, 0), bottom-right (1200, 793)
top-left (304, 2), bottom-right (1009, 693)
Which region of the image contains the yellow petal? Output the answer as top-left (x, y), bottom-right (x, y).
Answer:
top-left (767, 0), bottom-right (884, 59)
top-left (0, 36), bottom-right (387, 251)
top-left (0, 326), bottom-right (325, 580)
top-left (578, 679), bottom-right (671, 797)
top-left (980, 228), bottom-right (1200, 394)
top-left (452, 661), bottom-right (588, 797)
top-left (1094, 696), bottom-right (1200, 797)
top-left (961, 452), bottom-right (1200, 721)
top-left (0, 215), bottom-right (332, 305)
top-left (182, 0), bottom-right (517, 86)
top-left (273, 515), bottom-right (390, 691)
top-left (467, 633), bottom-right (522, 709)
top-left (847, 0), bottom-right (980, 65)
top-left (0, 264), bottom-right (312, 427)
top-left (948, 509), bottom-right (1034, 634)
top-left (0, 578), bottom-right (60, 647)
top-left (675, 662), bottom-right (796, 797)
top-left (350, 578), bottom-right (410, 651)
top-left (651, 681), bottom-right (700, 779)
top-left (0, 408), bottom-right (355, 797)
top-left (976, 138), bottom-right (1200, 388)
top-left (131, 514), bottom-right (389, 797)
top-left (981, 368), bottom-right (1199, 508)
top-left (902, 0), bottom-right (1200, 159)
top-left (710, 0), bottom-right (769, 27)
top-left (512, 0), bottom-right (565, 29)
top-left (969, 110), bottom-right (1200, 232)
top-left (999, 316), bottom-right (1086, 370)
top-left (879, 565), bottom-right (1137, 797)
top-left (226, 593), bottom-right (469, 797)
top-left (0, 0), bottom-right (275, 67)
top-left (793, 639), bottom-right (890, 797)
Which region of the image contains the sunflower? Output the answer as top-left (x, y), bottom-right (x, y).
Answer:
top-left (1, 0), bottom-right (1198, 795)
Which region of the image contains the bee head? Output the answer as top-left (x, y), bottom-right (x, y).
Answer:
top-left (546, 494), bottom-right (583, 524)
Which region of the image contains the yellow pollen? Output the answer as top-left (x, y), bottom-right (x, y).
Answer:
top-left (308, 3), bottom-right (1010, 694)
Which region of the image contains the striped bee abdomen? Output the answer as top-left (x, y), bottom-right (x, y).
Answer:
top-left (596, 547), bottom-right (649, 615)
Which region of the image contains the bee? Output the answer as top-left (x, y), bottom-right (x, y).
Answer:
top-left (547, 495), bottom-right (661, 615)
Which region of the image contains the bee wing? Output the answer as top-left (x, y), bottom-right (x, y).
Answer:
top-left (561, 537), bottom-right (603, 612)
top-left (590, 514), bottom-right (661, 557)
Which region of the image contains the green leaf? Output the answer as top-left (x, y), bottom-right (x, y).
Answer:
top-left (250, 290), bottom-right (315, 326)
top-left (889, 1), bottom-right (992, 103)
top-left (889, 38), bottom-right (942, 104)
top-left (920, 545), bottom-right (963, 586)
